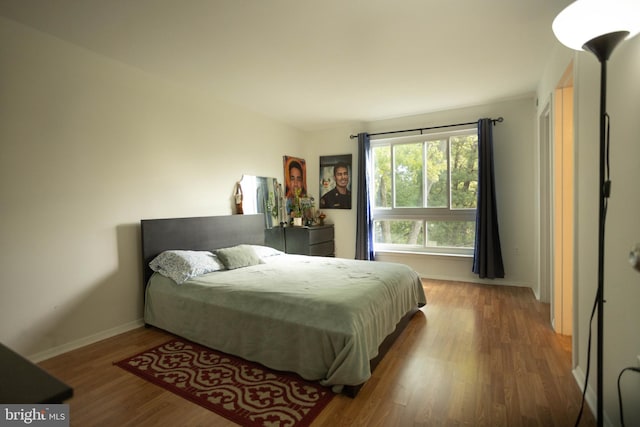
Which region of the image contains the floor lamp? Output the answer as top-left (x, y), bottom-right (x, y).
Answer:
top-left (552, 1), bottom-right (640, 425)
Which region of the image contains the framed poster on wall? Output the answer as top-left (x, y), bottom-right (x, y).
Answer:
top-left (283, 155), bottom-right (307, 217)
top-left (319, 154), bottom-right (352, 209)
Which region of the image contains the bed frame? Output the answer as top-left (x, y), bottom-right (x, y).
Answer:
top-left (140, 214), bottom-right (420, 397)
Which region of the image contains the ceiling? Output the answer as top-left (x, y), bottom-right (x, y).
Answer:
top-left (0, 0), bottom-right (571, 131)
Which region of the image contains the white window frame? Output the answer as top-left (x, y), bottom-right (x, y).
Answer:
top-left (370, 126), bottom-right (478, 256)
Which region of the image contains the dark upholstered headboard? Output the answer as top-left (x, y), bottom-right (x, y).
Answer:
top-left (140, 214), bottom-right (266, 289)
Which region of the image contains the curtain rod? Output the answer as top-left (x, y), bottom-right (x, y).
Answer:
top-left (349, 116), bottom-right (503, 139)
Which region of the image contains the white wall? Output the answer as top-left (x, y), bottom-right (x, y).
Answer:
top-left (539, 36), bottom-right (640, 426)
top-left (0, 17), bottom-right (304, 360)
top-left (308, 98), bottom-right (539, 289)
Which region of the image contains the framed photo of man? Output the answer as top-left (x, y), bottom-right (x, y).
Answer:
top-left (283, 155), bottom-right (307, 214)
top-left (319, 154), bottom-right (352, 209)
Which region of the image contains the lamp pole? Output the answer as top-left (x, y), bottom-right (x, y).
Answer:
top-left (582, 31), bottom-right (628, 426)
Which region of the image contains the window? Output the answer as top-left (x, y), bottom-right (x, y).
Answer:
top-left (371, 127), bottom-right (478, 255)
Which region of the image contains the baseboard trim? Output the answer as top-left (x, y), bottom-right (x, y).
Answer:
top-left (419, 273), bottom-right (533, 290)
top-left (28, 318), bottom-right (145, 363)
top-left (572, 365), bottom-right (612, 427)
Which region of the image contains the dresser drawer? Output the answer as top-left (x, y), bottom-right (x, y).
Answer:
top-left (308, 240), bottom-right (335, 257)
top-left (307, 226), bottom-right (334, 245)
top-left (284, 225), bottom-right (335, 257)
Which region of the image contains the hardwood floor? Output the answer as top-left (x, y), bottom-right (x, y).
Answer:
top-left (38, 279), bottom-right (596, 426)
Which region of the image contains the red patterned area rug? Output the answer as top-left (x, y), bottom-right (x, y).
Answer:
top-left (115, 339), bottom-right (334, 427)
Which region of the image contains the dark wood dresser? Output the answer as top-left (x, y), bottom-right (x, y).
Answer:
top-left (284, 224), bottom-right (335, 257)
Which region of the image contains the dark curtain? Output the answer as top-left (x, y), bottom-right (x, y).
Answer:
top-left (472, 118), bottom-right (505, 278)
top-left (355, 133), bottom-right (374, 260)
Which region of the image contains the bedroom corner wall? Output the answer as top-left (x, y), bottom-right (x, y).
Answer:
top-left (0, 17), bottom-right (305, 360)
top-left (305, 125), bottom-right (361, 259)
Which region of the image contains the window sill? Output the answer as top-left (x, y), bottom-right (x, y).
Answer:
top-left (374, 249), bottom-right (473, 258)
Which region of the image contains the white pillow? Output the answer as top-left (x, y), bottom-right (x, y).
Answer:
top-left (149, 250), bottom-right (224, 284)
top-left (250, 245), bottom-right (285, 259)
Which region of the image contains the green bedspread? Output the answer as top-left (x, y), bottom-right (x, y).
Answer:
top-left (144, 254), bottom-right (426, 391)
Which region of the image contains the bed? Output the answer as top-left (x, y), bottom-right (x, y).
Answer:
top-left (141, 214), bottom-right (426, 396)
